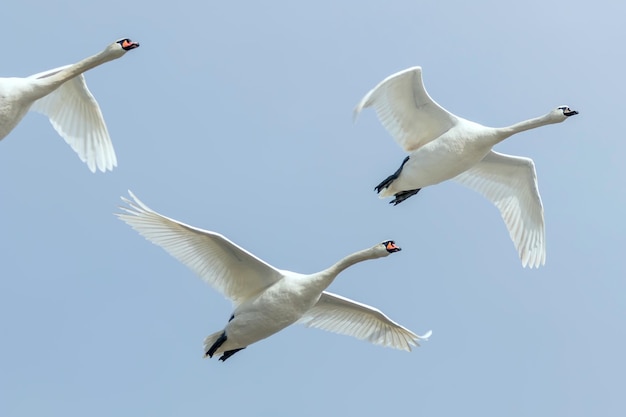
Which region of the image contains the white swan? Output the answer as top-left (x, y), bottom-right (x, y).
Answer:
top-left (117, 191), bottom-right (431, 361)
top-left (0, 38), bottom-right (140, 172)
top-left (354, 66), bottom-right (578, 268)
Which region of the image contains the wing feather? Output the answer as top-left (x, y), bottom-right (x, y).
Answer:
top-left (453, 150), bottom-right (546, 268)
top-left (29, 66), bottom-right (116, 172)
top-left (298, 291), bottom-right (431, 351)
top-left (116, 191), bottom-right (283, 305)
top-left (354, 66), bottom-right (458, 152)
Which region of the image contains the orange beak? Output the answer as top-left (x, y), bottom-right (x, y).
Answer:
top-left (121, 39), bottom-right (140, 50)
top-left (386, 241), bottom-right (400, 251)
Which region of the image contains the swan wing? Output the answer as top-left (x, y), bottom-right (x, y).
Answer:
top-left (116, 191), bottom-right (283, 305)
top-left (452, 150), bottom-right (546, 268)
top-left (29, 66), bottom-right (116, 173)
top-left (298, 291), bottom-right (431, 351)
top-left (354, 66), bottom-right (458, 152)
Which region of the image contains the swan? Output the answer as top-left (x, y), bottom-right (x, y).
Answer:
top-left (0, 38), bottom-right (140, 172)
top-left (116, 191), bottom-right (431, 362)
top-left (354, 66), bottom-right (579, 268)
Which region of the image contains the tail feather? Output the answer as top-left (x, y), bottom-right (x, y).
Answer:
top-left (378, 187), bottom-right (394, 198)
top-left (203, 330), bottom-right (226, 358)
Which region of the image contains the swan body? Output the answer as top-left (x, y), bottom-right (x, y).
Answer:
top-left (117, 191), bottom-right (431, 361)
top-left (354, 66), bottom-right (578, 268)
top-left (0, 38), bottom-right (139, 172)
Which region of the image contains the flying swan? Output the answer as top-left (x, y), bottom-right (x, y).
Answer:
top-left (117, 191), bottom-right (431, 362)
top-left (0, 38), bottom-right (140, 172)
top-left (354, 66), bottom-right (578, 268)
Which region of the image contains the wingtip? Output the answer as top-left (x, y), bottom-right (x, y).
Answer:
top-left (353, 66), bottom-right (421, 121)
top-left (398, 66), bottom-right (422, 78)
top-left (419, 330), bottom-right (433, 341)
top-left (116, 190), bottom-right (145, 216)
top-left (85, 158), bottom-right (97, 173)
top-left (520, 250), bottom-right (546, 269)
top-left (94, 166), bottom-right (113, 174)
top-left (353, 85), bottom-right (378, 123)
top-left (100, 162), bottom-right (117, 174)
top-left (94, 156), bottom-right (117, 173)
top-left (352, 97), bottom-right (369, 123)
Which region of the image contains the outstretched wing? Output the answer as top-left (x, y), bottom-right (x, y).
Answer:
top-left (354, 66), bottom-right (458, 152)
top-left (116, 191), bottom-right (283, 305)
top-left (298, 291), bottom-right (431, 351)
top-left (453, 150), bottom-right (546, 268)
top-left (29, 65), bottom-right (116, 173)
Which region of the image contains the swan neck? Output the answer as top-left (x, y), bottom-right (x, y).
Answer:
top-left (32, 49), bottom-right (120, 98)
top-left (316, 247), bottom-right (381, 288)
top-left (494, 113), bottom-right (556, 142)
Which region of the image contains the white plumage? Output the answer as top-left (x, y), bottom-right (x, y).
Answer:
top-left (355, 66), bottom-right (578, 268)
top-left (0, 38), bottom-right (139, 172)
top-left (117, 191), bottom-right (431, 361)
top-left (298, 292), bottom-right (431, 352)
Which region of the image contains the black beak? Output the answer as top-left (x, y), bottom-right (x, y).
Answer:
top-left (564, 109), bottom-right (579, 117)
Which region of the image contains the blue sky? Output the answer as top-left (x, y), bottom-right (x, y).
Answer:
top-left (1, 1), bottom-right (624, 416)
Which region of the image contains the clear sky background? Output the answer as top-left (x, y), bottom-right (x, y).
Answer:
top-left (1, 1), bottom-right (624, 416)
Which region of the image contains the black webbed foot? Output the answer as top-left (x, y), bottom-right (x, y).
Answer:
top-left (390, 188), bottom-right (421, 205)
top-left (374, 156), bottom-right (410, 194)
top-left (219, 347), bottom-right (246, 362)
top-left (206, 332), bottom-right (227, 358)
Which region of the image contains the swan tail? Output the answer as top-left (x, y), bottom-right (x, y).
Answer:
top-left (378, 187), bottom-right (394, 198)
top-left (202, 331), bottom-right (226, 358)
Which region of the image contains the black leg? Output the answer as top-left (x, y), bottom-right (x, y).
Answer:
top-left (219, 347), bottom-right (246, 362)
top-left (206, 331), bottom-right (227, 358)
top-left (375, 156), bottom-right (410, 194)
top-left (390, 188), bottom-right (421, 205)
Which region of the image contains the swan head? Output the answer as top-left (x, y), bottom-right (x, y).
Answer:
top-left (552, 105), bottom-right (578, 121)
top-left (381, 240), bottom-right (402, 254)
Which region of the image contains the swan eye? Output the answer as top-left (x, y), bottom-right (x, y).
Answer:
top-left (558, 106), bottom-right (579, 117)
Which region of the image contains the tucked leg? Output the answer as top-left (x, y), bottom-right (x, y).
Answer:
top-left (390, 188), bottom-right (421, 205)
top-left (374, 156), bottom-right (410, 194)
top-left (219, 347), bottom-right (246, 362)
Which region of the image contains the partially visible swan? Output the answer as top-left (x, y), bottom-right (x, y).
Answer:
top-left (0, 38), bottom-right (140, 172)
top-left (354, 66), bottom-right (579, 268)
top-left (117, 191), bottom-right (431, 361)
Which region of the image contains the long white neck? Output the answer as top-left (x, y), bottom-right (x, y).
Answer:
top-left (309, 246), bottom-right (384, 291)
top-left (492, 113), bottom-right (559, 144)
top-left (30, 48), bottom-right (122, 100)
